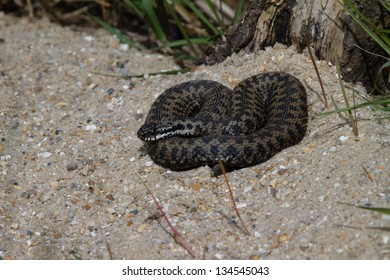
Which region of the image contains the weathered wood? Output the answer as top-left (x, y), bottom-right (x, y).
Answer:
top-left (203, 0), bottom-right (390, 93)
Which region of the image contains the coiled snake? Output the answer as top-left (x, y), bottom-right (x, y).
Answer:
top-left (137, 72), bottom-right (308, 176)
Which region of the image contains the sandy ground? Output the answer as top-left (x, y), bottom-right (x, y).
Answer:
top-left (1, 14), bottom-right (390, 260)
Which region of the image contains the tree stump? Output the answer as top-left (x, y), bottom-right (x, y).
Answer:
top-left (203, 0), bottom-right (390, 93)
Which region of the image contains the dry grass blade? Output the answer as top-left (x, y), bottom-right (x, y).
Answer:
top-left (218, 160), bottom-right (250, 235)
top-left (135, 173), bottom-right (197, 258)
top-left (105, 239), bottom-right (113, 260)
top-left (332, 46), bottom-right (359, 137)
top-left (361, 164), bottom-right (375, 182)
top-left (306, 40), bottom-right (329, 109)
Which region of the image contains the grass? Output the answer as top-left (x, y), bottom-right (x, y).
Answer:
top-left (332, 45), bottom-right (359, 137)
top-left (326, 0), bottom-right (390, 227)
top-left (334, 0), bottom-right (390, 113)
top-left (321, 1), bottom-right (390, 129)
top-left (93, 0), bottom-right (245, 67)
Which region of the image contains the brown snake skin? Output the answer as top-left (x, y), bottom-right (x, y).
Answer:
top-left (137, 71), bottom-right (308, 176)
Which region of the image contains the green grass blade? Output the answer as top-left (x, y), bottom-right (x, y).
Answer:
top-left (339, 0), bottom-right (390, 56)
top-left (89, 14), bottom-right (145, 50)
top-left (339, 202), bottom-right (390, 215)
top-left (91, 68), bottom-right (190, 79)
top-left (332, 45), bottom-right (359, 135)
top-left (380, 0), bottom-right (390, 12)
top-left (181, 0), bottom-right (221, 36)
top-left (142, 0), bottom-right (167, 42)
top-left (122, 0), bottom-right (144, 19)
top-left (320, 96), bottom-right (390, 115)
top-left (165, 1), bottom-right (199, 58)
top-left (233, 0), bottom-right (245, 25)
top-left (203, 0), bottom-right (226, 33)
top-left (162, 37), bottom-right (213, 48)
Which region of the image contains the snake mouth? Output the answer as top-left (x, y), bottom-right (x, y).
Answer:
top-left (137, 122), bottom-right (192, 142)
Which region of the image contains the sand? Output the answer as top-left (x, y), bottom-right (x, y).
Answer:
top-left (1, 14), bottom-right (389, 259)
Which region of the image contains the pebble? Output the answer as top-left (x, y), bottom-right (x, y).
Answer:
top-left (215, 253), bottom-right (224, 259)
top-left (119, 44), bottom-right (129, 51)
top-left (85, 124), bottom-right (97, 131)
top-left (10, 223), bottom-right (19, 230)
top-left (236, 202), bottom-right (247, 209)
top-left (38, 152), bottom-right (52, 158)
top-left (184, 178), bottom-right (194, 186)
top-left (339, 135), bottom-right (348, 142)
top-left (84, 35), bottom-right (95, 42)
top-left (382, 214), bottom-right (390, 221)
top-left (137, 224), bottom-right (147, 232)
top-left (66, 162), bottom-right (78, 171)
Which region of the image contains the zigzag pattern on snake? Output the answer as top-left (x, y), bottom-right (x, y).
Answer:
top-left (137, 71), bottom-right (308, 176)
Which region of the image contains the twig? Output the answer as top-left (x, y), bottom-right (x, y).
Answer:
top-left (135, 173), bottom-right (196, 257)
top-left (218, 160), bottom-right (250, 235)
top-left (361, 164), bottom-right (375, 182)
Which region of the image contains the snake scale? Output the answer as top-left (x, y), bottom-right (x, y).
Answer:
top-left (137, 71), bottom-right (308, 176)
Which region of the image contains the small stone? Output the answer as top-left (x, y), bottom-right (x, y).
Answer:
top-left (38, 152), bottom-right (52, 158)
top-left (41, 194), bottom-right (50, 202)
top-left (53, 232), bottom-right (63, 239)
top-left (382, 214), bottom-right (390, 221)
top-left (10, 223), bottom-right (19, 230)
top-left (137, 223), bottom-right (147, 232)
top-left (85, 124), bottom-right (97, 131)
top-left (339, 135), bottom-right (348, 142)
top-left (84, 35), bottom-right (95, 42)
top-left (119, 44), bottom-right (129, 51)
top-left (106, 193), bottom-right (114, 201)
top-left (215, 253), bottom-right (224, 259)
top-left (106, 88), bottom-right (115, 95)
top-left (49, 181), bottom-right (59, 188)
top-left (329, 146), bottom-right (337, 152)
top-left (83, 204), bottom-right (92, 210)
top-left (250, 255), bottom-right (261, 260)
top-left (278, 233), bottom-right (289, 243)
top-left (145, 161), bottom-right (153, 167)
top-left (67, 162), bottom-right (78, 171)
top-left (184, 178), bottom-right (194, 186)
top-left (107, 207), bottom-right (116, 214)
top-left (192, 182), bottom-right (201, 191)
top-left (236, 202), bottom-right (247, 209)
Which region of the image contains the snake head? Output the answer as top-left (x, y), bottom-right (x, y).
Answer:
top-left (137, 121), bottom-right (182, 142)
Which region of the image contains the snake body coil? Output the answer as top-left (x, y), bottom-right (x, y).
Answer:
top-left (137, 72), bottom-right (308, 176)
